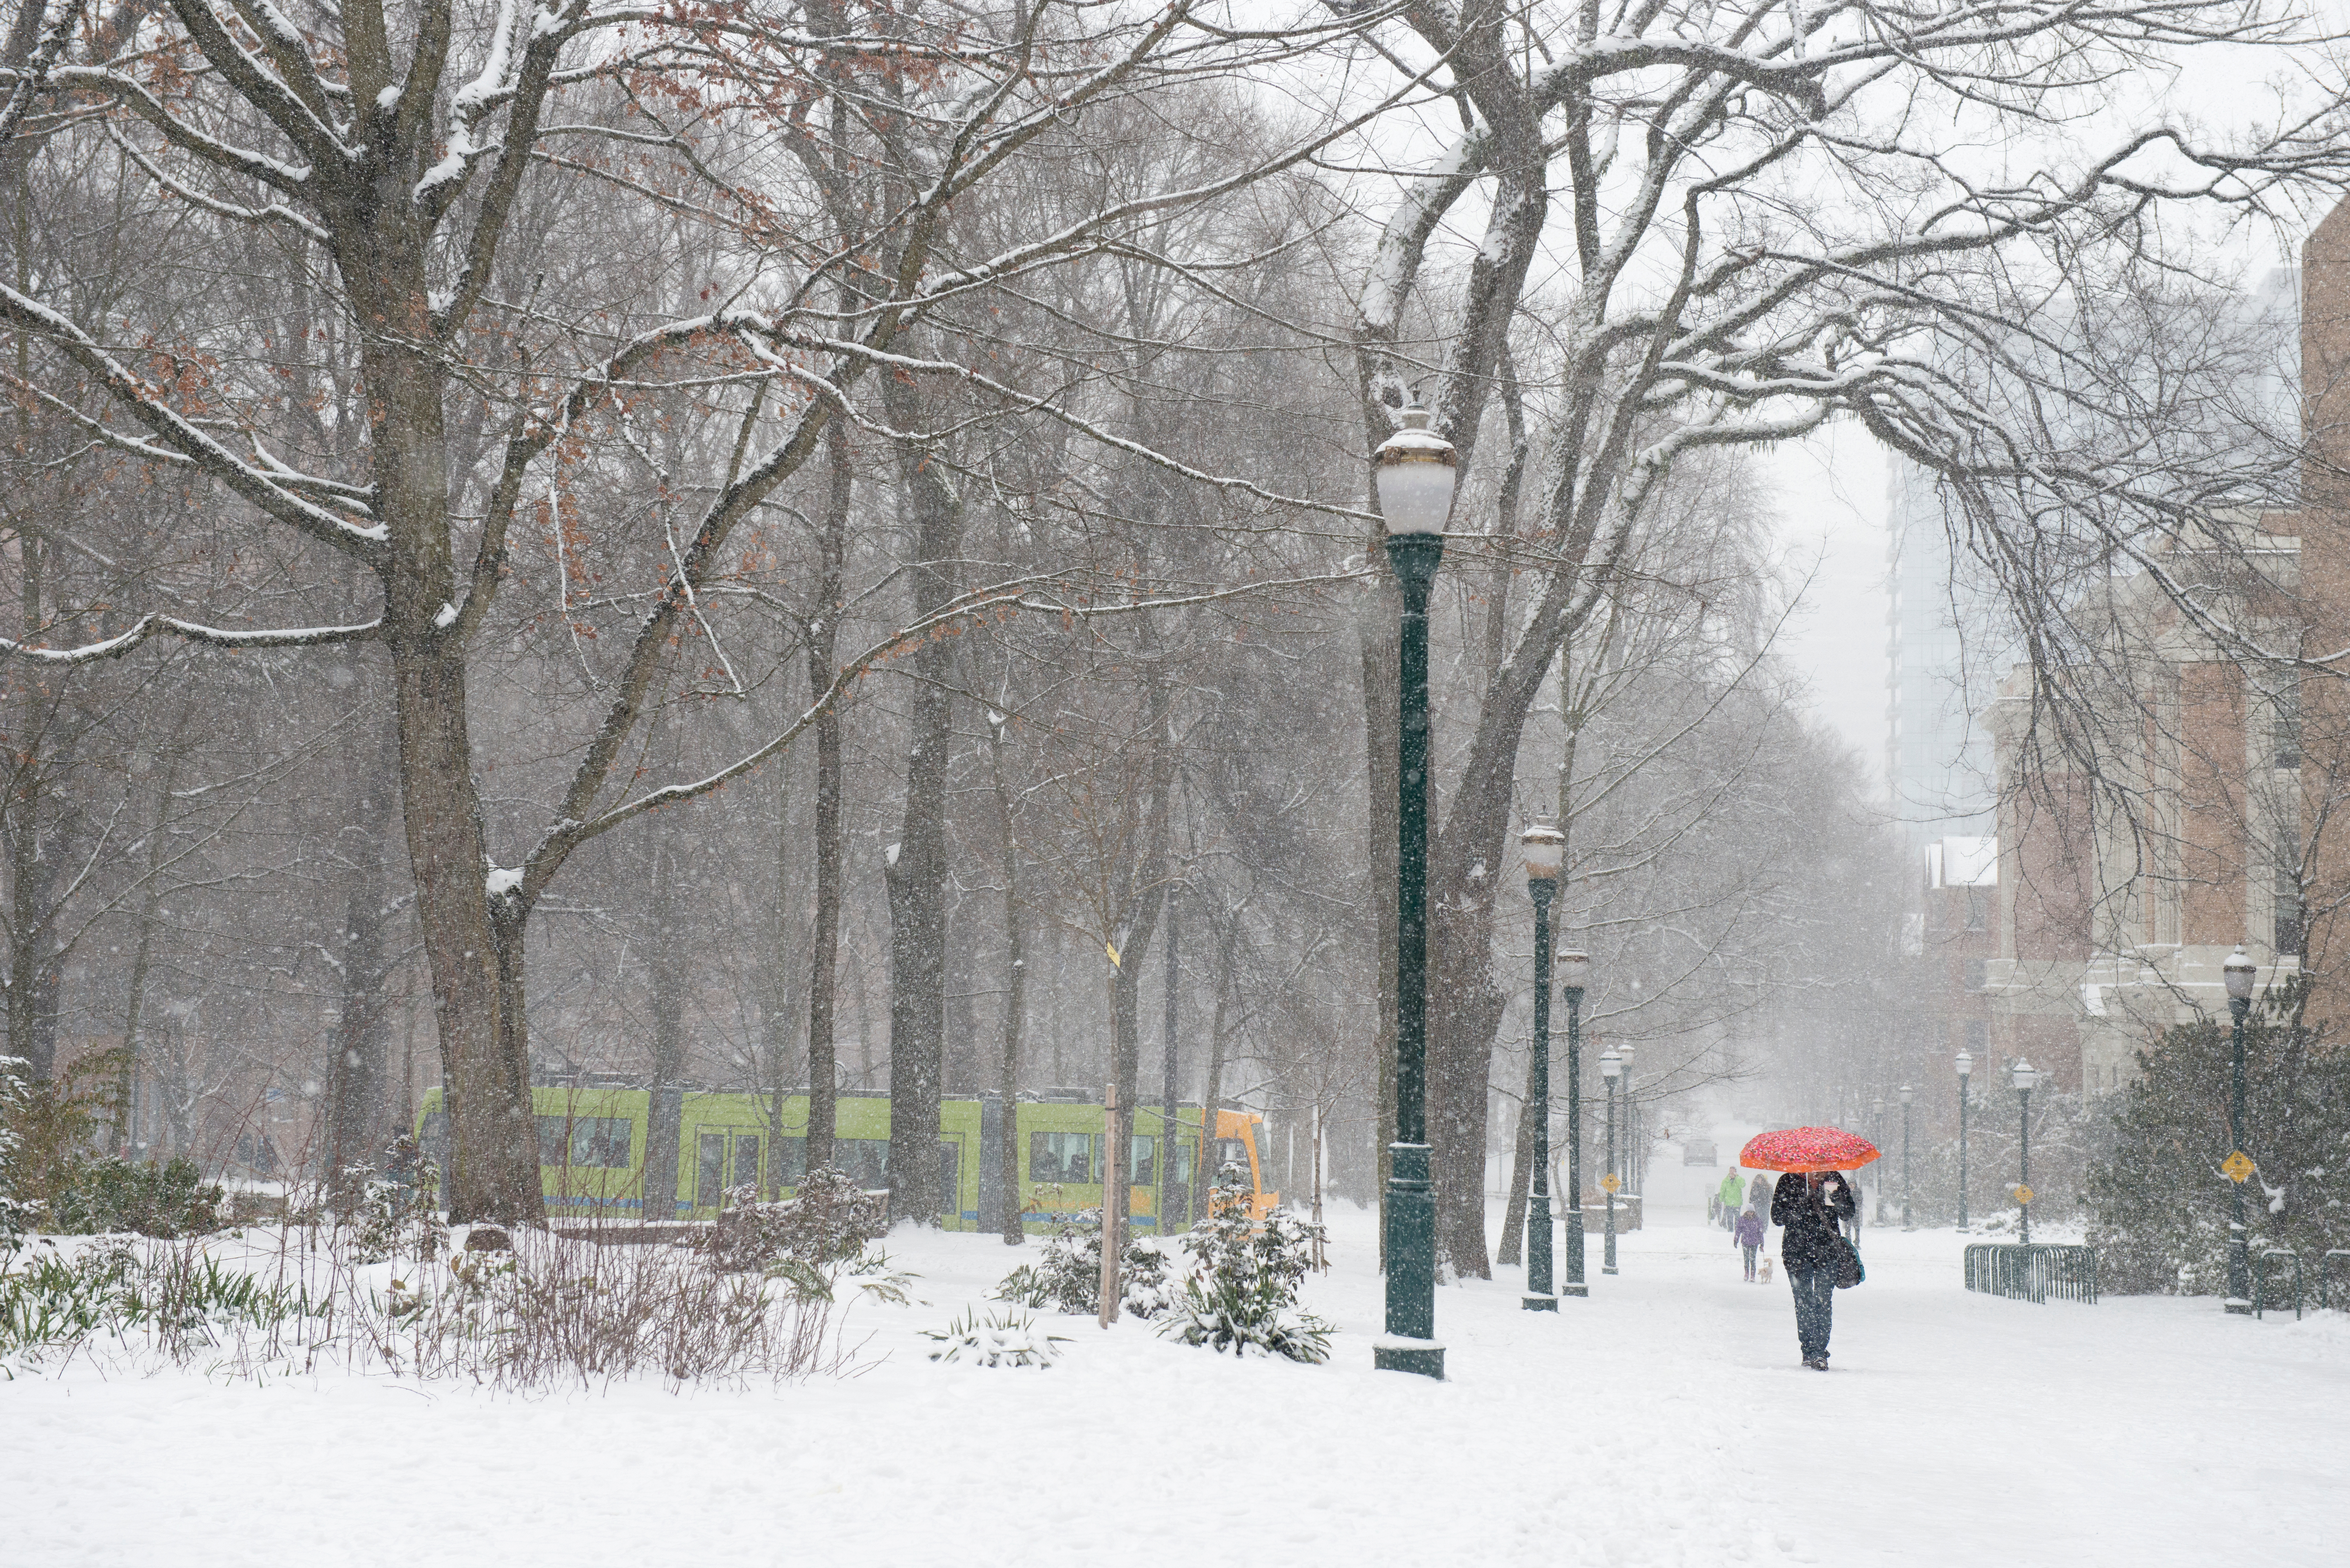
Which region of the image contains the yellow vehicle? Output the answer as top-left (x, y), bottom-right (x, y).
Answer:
top-left (416, 1083), bottom-right (1277, 1231)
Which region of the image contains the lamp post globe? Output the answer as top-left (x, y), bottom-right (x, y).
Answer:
top-left (1558, 948), bottom-right (1591, 1298)
top-left (1373, 401), bottom-right (1456, 1381)
top-left (2222, 943), bottom-right (2258, 1312)
top-left (1955, 1050), bottom-right (1973, 1232)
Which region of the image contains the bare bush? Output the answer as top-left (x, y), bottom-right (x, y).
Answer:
top-left (3, 1227), bottom-right (851, 1390)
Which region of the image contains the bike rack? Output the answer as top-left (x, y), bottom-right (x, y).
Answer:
top-left (2253, 1248), bottom-right (2304, 1321)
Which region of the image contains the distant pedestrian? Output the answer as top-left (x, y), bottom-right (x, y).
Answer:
top-left (1733, 1204), bottom-right (1765, 1281)
top-left (1717, 1168), bottom-right (1745, 1232)
top-left (1749, 1171), bottom-right (1771, 1214)
top-left (1772, 1169), bottom-right (1857, 1370)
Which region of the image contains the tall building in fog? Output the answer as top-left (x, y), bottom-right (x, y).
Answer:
top-left (1883, 463), bottom-right (1999, 847)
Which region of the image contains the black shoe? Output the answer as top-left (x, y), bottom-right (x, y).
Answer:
top-left (1803, 1354), bottom-right (1828, 1370)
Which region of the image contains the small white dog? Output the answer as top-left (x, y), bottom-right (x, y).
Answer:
top-left (1758, 1256), bottom-right (1774, 1285)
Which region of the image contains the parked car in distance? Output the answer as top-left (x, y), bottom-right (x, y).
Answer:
top-left (1682, 1139), bottom-right (1718, 1166)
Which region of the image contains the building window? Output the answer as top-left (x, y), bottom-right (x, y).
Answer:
top-left (2276, 860), bottom-right (2304, 958)
top-left (1965, 891), bottom-right (1988, 932)
top-left (2275, 678), bottom-right (2302, 770)
top-left (1964, 1021), bottom-right (1989, 1054)
top-left (1963, 958), bottom-right (1986, 992)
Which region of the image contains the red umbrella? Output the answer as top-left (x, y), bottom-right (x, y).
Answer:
top-left (1739, 1127), bottom-right (1882, 1173)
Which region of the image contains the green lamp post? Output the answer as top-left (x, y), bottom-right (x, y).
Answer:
top-left (1599, 1045), bottom-right (1622, 1275)
top-left (1955, 1049), bottom-right (1972, 1232)
top-left (1559, 948), bottom-right (1590, 1298)
top-left (1372, 401), bottom-right (1456, 1380)
top-left (2224, 943), bottom-right (2257, 1314)
top-left (1521, 826), bottom-right (1565, 1311)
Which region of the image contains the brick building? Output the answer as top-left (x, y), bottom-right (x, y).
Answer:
top-left (1979, 200), bottom-right (2350, 1078)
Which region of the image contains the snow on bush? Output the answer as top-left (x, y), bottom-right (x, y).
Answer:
top-left (1158, 1182), bottom-right (1331, 1362)
top-left (924, 1306), bottom-right (1067, 1368)
top-left (992, 1208), bottom-right (1170, 1318)
top-left (0, 1056), bottom-right (36, 1254)
top-left (2089, 992), bottom-right (2350, 1294)
top-left (707, 1165), bottom-right (889, 1274)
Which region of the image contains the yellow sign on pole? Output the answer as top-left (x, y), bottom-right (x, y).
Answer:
top-left (1599, 1173), bottom-right (1622, 1195)
top-left (2013, 1184), bottom-right (2034, 1206)
top-left (2221, 1150), bottom-right (2255, 1184)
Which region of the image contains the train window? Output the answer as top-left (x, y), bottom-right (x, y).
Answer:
top-left (1130, 1135), bottom-right (1156, 1186)
top-left (535, 1116), bottom-right (632, 1169)
top-left (833, 1139), bottom-right (890, 1190)
top-left (1029, 1130), bottom-right (1093, 1184)
top-left (1214, 1138), bottom-right (1254, 1180)
top-left (773, 1138), bottom-right (807, 1187)
top-left (696, 1134), bottom-right (727, 1208)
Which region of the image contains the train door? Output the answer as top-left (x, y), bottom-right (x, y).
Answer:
top-left (936, 1137), bottom-right (962, 1221)
top-left (694, 1129), bottom-right (762, 1210)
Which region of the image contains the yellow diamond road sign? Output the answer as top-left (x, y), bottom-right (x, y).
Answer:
top-left (2222, 1150), bottom-right (2255, 1184)
top-left (1600, 1173), bottom-right (1622, 1195)
top-left (2013, 1184), bottom-right (2034, 1206)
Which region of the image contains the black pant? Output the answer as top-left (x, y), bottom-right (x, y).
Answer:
top-left (1741, 1244), bottom-right (1758, 1280)
top-left (1788, 1266), bottom-right (1835, 1359)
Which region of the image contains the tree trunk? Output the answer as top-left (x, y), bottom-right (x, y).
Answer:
top-left (1496, 1062), bottom-right (1539, 1267)
top-left (1193, 912), bottom-right (1240, 1218)
top-left (805, 423), bottom-right (851, 1172)
top-left (325, 705), bottom-right (398, 1203)
top-left (1360, 589), bottom-right (1399, 1269)
top-left (1159, 890), bottom-right (1179, 1235)
top-left (390, 638), bottom-right (537, 1224)
top-left (882, 382), bottom-right (960, 1223)
top-left (6, 533), bottom-right (55, 1081)
top-left (989, 719), bottom-right (1026, 1243)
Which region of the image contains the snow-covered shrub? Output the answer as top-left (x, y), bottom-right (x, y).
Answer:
top-left (345, 1160), bottom-right (446, 1265)
top-left (924, 1306), bottom-right (1067, 1367)
top-left (993, 1209), bottom-right (1169, 1318)
top-left (2088, 996), bottom-right (2350, 1295)
top-left (0, 1057), bottom-right (37, 1253)
top-left (1158, 1184), bottom-right (1331, 1361)
top-left (708, 1165), bottom-right (888, 1273)
top-left (44, 1157), bottom-right (223, 1239)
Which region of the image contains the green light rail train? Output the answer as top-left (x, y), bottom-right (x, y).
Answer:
top-left (416, 1082), bottom-right (1277, 1232)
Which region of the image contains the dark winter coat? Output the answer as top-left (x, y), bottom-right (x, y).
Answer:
top-left (1771, 1172), bottom-right (1855, 1274)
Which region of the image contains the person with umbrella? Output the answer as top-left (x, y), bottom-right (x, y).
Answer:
top-left (1742, 1128), bottom-right (1876, 1371)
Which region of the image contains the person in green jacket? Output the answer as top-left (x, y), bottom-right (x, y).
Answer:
top-left (1717, 1168), bottom-right (1746, 1232)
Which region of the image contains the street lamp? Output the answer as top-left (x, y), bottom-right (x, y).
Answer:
top-left (1520, 826), bottom-right (1565, 1312)
top-left (1599, 1046), bottom-right (1622, 1274)
top-left (1619, 1042), bottom-right (1638, 1207)
top-left (2224, 942), bottom-right (2258, 1314)
top-left (1373, 401), bottom-right (1457, 1380)
top-left (1899, 1084), bottom-right (1914, 1231)
top-left (2012, 1059), bottom-right (2038, 1245)
top-left (1559, 948), bottom-right (1591, 1299)
top-left (1955, 1050), bottom-right (1973, 1232)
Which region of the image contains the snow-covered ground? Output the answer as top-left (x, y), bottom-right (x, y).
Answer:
top-left (10, 1188), bottom-right (2346, 1567)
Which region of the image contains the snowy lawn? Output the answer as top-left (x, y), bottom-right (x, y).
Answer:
top-left (8, 1202), bottom-right (2346, 1567)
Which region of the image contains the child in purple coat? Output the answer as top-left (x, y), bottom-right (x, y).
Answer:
top-left (1734, 1205), bottom-right (1766, 1281)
